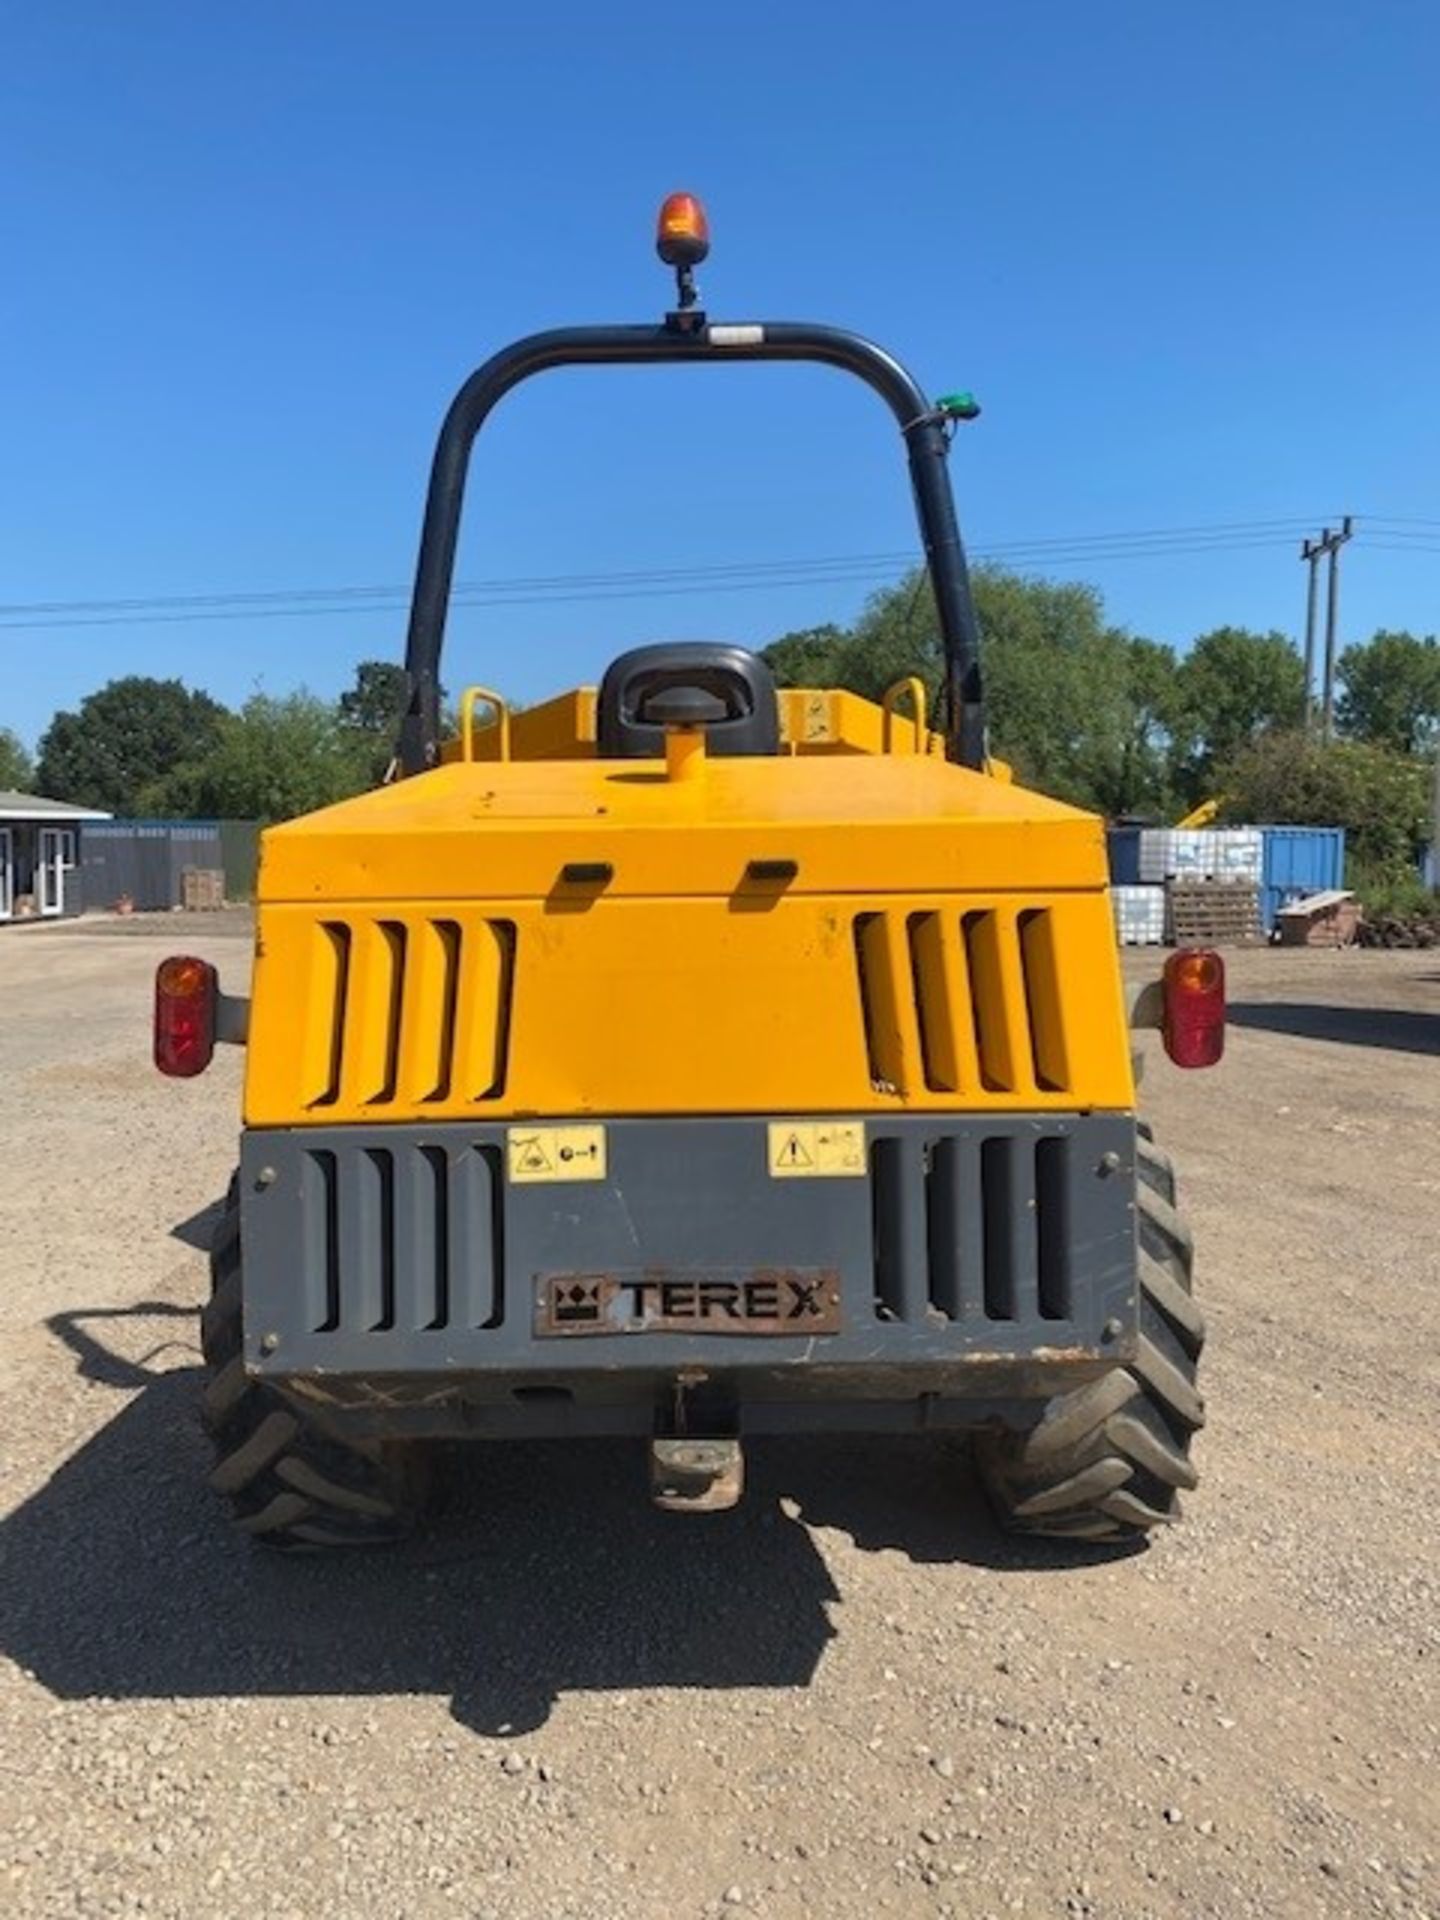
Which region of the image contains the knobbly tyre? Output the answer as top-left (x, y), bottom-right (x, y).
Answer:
top-left (155, 194), bottom-right (1224, 1549)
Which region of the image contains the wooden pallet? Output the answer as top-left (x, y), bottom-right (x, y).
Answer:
top-left (1166, 881), bottom-right (1263, 946)
top-left (181, 866), bottom-right (226, 911)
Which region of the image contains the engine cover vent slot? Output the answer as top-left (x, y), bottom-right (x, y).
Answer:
top-left (854, 908), bottom-right (1071, 1099)
top-left (305, 915), bottom-right (516, 1111)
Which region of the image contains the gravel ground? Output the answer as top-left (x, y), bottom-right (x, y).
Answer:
top-left (1, 917), bottom-right (1436, 1919)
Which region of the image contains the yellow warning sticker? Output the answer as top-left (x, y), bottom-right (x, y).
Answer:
top-left (767, 1121), bottom-right (866, 1179)
top-left (507, 1126), bottom-right (607, 1184)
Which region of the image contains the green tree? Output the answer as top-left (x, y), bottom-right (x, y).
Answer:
top-left (1219, 731), bottom-right (1430, 879)
top-left (143, 692), bottom-right (372, 824)
top-left (968, 575), bottom-right (1182, 814)
top-left (1057, 633), bottom-right (1186, 820)
top-left (1336, 630), bottom-right (1440, 753)
top-left (764, 567), bottom-right (1183, 816)
top-left (1169, 628), bottom-right (1306, 799)
top-left (0, 726), bottom-right (34, 790)
top-left (1116, 635), bottom-right (1187, 814)
top-left (339, 659), bottom-right (409, 736)
top-left (761, 623), bottom-right (852, 690)
top-left (338, 658), bottom-right (411, 782)
top-left (36, 676), bottom-right (227, 813)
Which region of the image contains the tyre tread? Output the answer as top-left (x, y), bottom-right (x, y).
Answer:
top-left (975, 1120), bottom-right (1204, 1544)
top-left (200, 1180), bottom-right (425, 1550)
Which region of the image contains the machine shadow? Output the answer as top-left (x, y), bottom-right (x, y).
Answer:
top-left (4, 1314), bottom-right (1103, 1736)
top-left (1228, 999), bottom-right (1440, 1056)
top-left (1, 1363), bottom-right (832, 1735)
top-left (47, 1301), bottom-right (199, 1391)
top-left (170, 1198), bottom-right (228, 1251)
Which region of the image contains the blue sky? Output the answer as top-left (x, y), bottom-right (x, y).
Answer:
top-left (3, 1), bottom-right (1438, 747)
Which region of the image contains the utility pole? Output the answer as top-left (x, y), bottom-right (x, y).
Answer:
top-left (1300, 518), bottom-right (1354, 737)
top-left (1320, 515), bottom-right (1354, 742)
top-left (1299, 535), bottom-right (1323, 730)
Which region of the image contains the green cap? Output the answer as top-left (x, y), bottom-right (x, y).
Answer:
top-left (936, 391), bottom-right (981, 420)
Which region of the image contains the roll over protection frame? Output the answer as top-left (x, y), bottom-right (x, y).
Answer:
top-left (396, 321), bottom-right (986, 774)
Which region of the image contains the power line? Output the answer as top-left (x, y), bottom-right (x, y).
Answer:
top-left (0, 543), bottom-right (1323, 633)
top-left (982, 516), bottom-right (1322, 546)
top-left (0, 518), bottom-right (1323, 620)
top-left (0, 516), bottom-right (1349, 633)
top-left (0, 552), bottom-right (920, 617)
top-left (0, 541), bottom-right (1305, 631)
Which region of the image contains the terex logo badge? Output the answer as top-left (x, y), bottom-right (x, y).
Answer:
top-left (552, 1279), bottom-right (604, 1325)
top-left (536, 1270), bottom-right (843, 1337)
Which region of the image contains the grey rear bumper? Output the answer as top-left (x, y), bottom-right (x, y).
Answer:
top-left (237, 1114), bottom-right (1138, 1437)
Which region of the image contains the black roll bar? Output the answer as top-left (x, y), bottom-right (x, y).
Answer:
top-left (396, 320), bottom-right (985, 772)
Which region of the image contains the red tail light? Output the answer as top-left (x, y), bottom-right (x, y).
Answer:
top-left (154, 955), bottom-right (217, 1077)
top-left (1162, 947), bottom-right (1225, 1068)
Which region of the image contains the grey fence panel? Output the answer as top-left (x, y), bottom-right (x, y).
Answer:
top-left (82, 821), bottom-right (231, 912)
top-left (218, 820), bottom-right (259, 900)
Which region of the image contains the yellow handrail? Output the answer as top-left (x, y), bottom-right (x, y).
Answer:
top-left (881, 676), bottom-right (929, 754)
top-left (459, 684), bottom-right (511, 762)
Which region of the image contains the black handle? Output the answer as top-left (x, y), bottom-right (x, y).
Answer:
top-left (641, 686), bottom-right (730, 728)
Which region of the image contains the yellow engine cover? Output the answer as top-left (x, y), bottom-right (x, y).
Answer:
top-left (244, 705), bottom-right (1134, 1125)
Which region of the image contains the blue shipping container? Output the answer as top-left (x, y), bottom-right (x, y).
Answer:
top-left (1260, 826), bottom-right (1345, 931)
top-left (1107, 823), bottom-right (1344, 933)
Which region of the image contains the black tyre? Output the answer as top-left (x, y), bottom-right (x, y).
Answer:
top-left (975, 1126), bottom-right (1205, 1543)
top-left (200, 1180), bottom-right (429, 1549)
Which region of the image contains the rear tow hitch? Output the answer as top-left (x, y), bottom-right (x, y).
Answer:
top-left (649, 1437), bottom-right (744, 1513)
